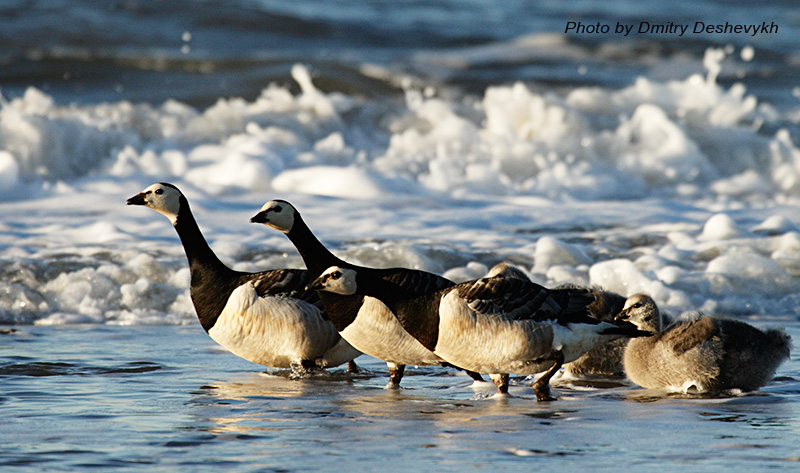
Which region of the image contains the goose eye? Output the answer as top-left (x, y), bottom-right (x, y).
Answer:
top-left (155, 188), bottom-right (164, 195)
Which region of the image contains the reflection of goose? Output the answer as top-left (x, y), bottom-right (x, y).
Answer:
top-left (126, 183), bottom-right (360, 371)
top-left (198, 373), bottom-right (318, 404)
top-left (196, 373), bottom-right (515, 437)
top-left (618, 294), bottom-right (791, 393)
top-left (190, 374), bottom-right (318, 435)
top-left (250, 199), bottom-right (485, 388)
top-left (311, 265), bottom-right (649, 401)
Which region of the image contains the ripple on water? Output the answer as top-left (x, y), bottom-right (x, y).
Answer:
top-left (0, 360), bottom-right (164, 377)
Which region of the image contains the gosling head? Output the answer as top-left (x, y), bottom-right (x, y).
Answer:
top-left (249, 199), bottom-right (297, 233)
top-left (126, 182), bottom-right (184, 225)
top-left (616, 294), bottom-right (662, 333)
top-left (309, 266), bottom-right (358, 295)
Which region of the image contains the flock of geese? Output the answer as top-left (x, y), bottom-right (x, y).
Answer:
top-left (126, 182), bottom-right (792, 400)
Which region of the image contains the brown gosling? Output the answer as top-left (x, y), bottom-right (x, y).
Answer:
top-left (618, 294), bottom-right (791, 393)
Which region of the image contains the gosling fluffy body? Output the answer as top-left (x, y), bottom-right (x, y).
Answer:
top-left (619, 294), bottom-right (791, 393)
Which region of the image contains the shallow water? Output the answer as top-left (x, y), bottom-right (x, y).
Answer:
top-left (2, 324), bottom-right (798, 472)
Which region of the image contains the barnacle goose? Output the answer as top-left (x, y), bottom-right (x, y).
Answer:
top-left (126, 183), bottom-right (360, 372)
top-left (311, 265), bottom-right (650, 400)
top-left (250, 199), bottom-right (485, 388)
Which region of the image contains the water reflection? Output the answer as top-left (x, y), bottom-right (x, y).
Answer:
top-left (185, 368), bottom-right (593, 442)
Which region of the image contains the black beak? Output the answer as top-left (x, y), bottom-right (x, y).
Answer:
top-left (249, 210), bottom-right (268, 224)
top-left (612, 317), bottom-right (636, 330)
top-left (307, 276), bottom-right (325, 291)
top-left (126, 192), bottom-right (146, 206)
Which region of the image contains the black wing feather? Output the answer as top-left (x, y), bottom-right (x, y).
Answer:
top-left (244, 269), bottom-right (322, 307)
top-left (373, 267), bottom-right (454, 295)
top-left (455, 277), bottom-right (596, 324)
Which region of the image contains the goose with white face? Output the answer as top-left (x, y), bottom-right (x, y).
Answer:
top-left (252, 200), bottom-right (486, 388)
top-left (125, 183), bottom-right (362, 372)
top-left (249, 200), bottom-right (296, 233)
top-left (311, 267), bottom-right (358, 295)
top-left (310, 266), bottom-right (445, 367)
top-left (125, 182), bottom-right (183, 225)
top-left (311, 264), bottom-right (650, 400)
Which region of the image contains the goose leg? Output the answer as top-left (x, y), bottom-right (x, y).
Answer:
top-left (490, 373), bottom-right (510, 394)
top-left (532, 351), bottom-right (564, 402)
top-left (465, 370), bottom-right (485, 382)
top-left (440, 362), bottom-right (485, 382)
top-left (290, 359), bottom-right (321, 376)
top-left (386, 362), bottom-right (405, 389)
top-left (347, 360), bottom-right (360, 373)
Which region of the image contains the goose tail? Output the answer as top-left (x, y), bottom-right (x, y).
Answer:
top-left (599, 320), bottom-right (653, 338)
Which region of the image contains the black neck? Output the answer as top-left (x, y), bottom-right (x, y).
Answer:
top-left (286, 214), bottom-right (348, 278)
top-left (354, 273), bottom-right (442, 351)
top-left (284, 211), bottom-right (439, 349)
top-left (355, 273), bottom-right (415, 305)
top-left (318, 292), bottom-right (363, 331)
top-left (173, 198), bottom-right (238, 331)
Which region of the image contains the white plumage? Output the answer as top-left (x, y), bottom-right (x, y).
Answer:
top-left (208, 282), bottom-right (349, 369)
top-left (339, 296), bottom-right (444, 366)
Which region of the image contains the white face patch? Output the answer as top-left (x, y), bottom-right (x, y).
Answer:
top-left (316, 266), bottom-right (358, 295)
top-left (256, 200), bottom-right (296, 233)
top-left (137, 183), bottom-right (182, 224)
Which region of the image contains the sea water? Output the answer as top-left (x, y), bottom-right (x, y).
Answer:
top-left (2, 325), bottom-right (799, 472)
top-left (1, 1), bottom-right (800, 471)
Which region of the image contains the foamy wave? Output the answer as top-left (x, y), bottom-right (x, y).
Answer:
top-left (2, 52), bottom-right (798, 202)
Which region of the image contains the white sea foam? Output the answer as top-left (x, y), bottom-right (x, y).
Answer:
top-left (1, 54), bottom-right (800, 325)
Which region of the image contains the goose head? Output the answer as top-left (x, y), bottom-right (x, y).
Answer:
top-left (250, 200), bottom-right (297, 233)
top-left (616, 294), bottom-right (662, 333)
top-left (126, 182), bottom-right (184, 224)
top-left (486, 262), bottom-right (531, 281)
top-left (309, 266), bottom-right (358, 295)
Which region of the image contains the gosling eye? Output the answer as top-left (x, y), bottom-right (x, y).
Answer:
top-left (331, 271), bottom-right (342, 279)
top-left (273, 205), bottom-right (282, 213)
top-left (632, 302), bottom-right (643, 309)
top-left (155, 188), bottom-right (164, 195)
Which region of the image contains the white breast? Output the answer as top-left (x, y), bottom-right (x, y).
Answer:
top-left (339, 296), bottom-right (443, 366)
top-left (434, 291), bottom-right (556, 374)
top-left (208, 282), bottom-right (342, 368)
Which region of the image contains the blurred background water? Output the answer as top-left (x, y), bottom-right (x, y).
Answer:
top-left (2, 0), bottom-right (799, 107)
